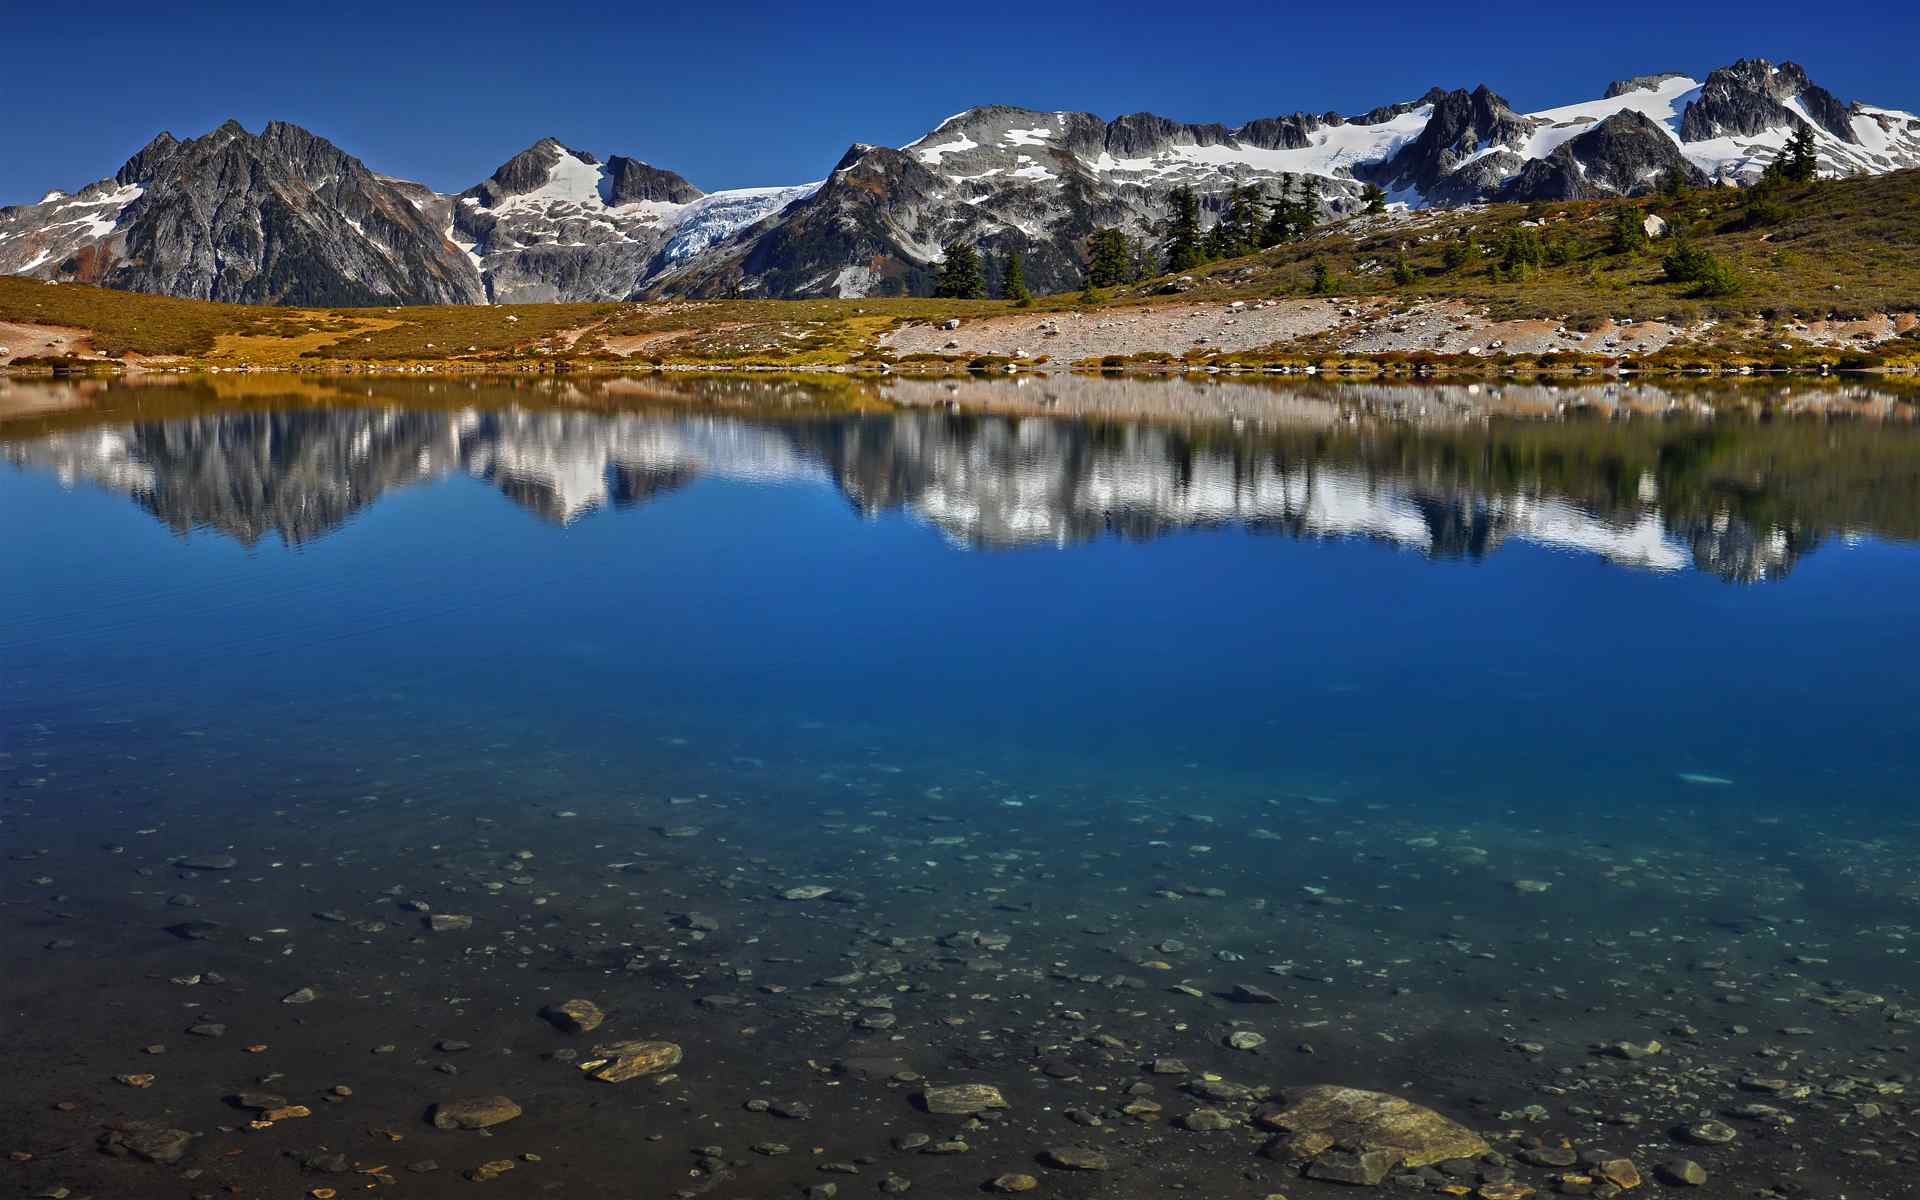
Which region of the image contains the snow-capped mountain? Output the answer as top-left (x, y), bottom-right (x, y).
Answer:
top-left (1, 58), bottom-right (1915, 303)
top-left (445, 137), bottom-right (820, 302)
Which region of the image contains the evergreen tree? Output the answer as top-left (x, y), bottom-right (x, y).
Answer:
top-left (1608, 206), bottom-right (1649, 255)
top-left (1742, 181), bottom-right (1786, 228)
top-left (1002, 251), bottom-right (1031, 306)
top-left (1500, 227), bottom-right (1545, 274)
top-left (1201, 219), bottom-right (1234, 261)
top-left (1661, 235), bottom-right (1715, 284)
top-left (1442, 236), bottom-right (1474, 272)
top-left (1362, 183), bottom-right (1388, 215)
top-left (1128, 235), bottom-right (1154, 283)
top-left (1261, 178), bottom-right (1297, 246)
top-left (1221, 186), bottom-right (1262, 255)
top-left (1659, 167), bottom-right (1689, 200)
top-left (1309, 258), bottom-right (1333, 295)
top-left (933, 242), bottom-right (985, 299)
top-left (1391, 253), bottom-right (1415, 285)
top-left (1165, 186), bottom-right (1204, 272)
top-left (1781, 125), bottom-right (1819, 182)
top-left (1298, 176), bottom-right (1321, 236)
top-left (1087, 228), bottom-right (1132, 288)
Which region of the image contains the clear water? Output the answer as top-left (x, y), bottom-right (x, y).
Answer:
top-left (3, 374), bottom-right (1918, 1198)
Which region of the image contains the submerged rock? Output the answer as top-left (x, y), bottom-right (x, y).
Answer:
top-left (921, 1083), bottom-right (1008, 1115)
top-left (1256, 1085), bottom-right (1488, 1169)
top-left (173, 854), bottom-right (238, 870)
top-left (98, 1120), bottom-right (193, 1164)
top-left (542, 998), bottom-right (605, 1033)
top-left (583, 1039), bottom-right (682, 1082)
top-left (430, 1096), bottom-right (522, 1130)
top-left (1304, 1146), bottom-right (1399, 1185)
top-left (1041, 1147), bottom-right (1108, 1170)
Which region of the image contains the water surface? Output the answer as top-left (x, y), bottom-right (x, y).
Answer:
top-left (3, 373), bottom-right (1917, 1199)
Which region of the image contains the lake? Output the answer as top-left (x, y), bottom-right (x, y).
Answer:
top-left (3, 372), bottom-right (1918, 1199)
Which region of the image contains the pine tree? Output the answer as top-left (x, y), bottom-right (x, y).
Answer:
top-left (1260, 180), bottom-right (1295, 247)
top-left (1298, 176), bottom-right (1321, 236)
top-left (1129, 235), bottom-right (1153, 282)
top-left (1362, 183), bottom-right (1388, 215)
top-left (1500, 227), bottom-right (1545, 273)
top-left (1002, 251), bottom-right (1031, 306)
top-left (1220, 186), bottom-right (1262, 255)
top-left (933, 242), bottom-right (985, 299)
top-left (1310, 258), bottom-right (1333, 295)
top-left (1442, 236), bottom-right (1474, 271)
top-left (1201, 219), bottom-right (1234, 262)
top-left (1608, 206), bottom-right (1648, 255)
top-left (1659, 167), bottom-right (1689, 200)
top-left (1661, 234), bottom-right (1714, 284)
top-left (1391, 253), bottom-right (1415, 285)
top-left (1087, 228), bottom-right (1132, 288)
top-left (1781, 125), bottom-right (1819, 182)
top-left (1165, 186), bottom-right (1203, 272)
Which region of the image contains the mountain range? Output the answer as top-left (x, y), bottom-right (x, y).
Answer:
top-left (2, 58), bottom-right (1915, 306)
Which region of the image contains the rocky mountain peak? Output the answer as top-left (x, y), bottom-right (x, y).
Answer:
top-left (1350, 88), bottom-right (1450, 127)
top-left (472, 138), bottom-right (596, 204)
top-left (1681, 58), bottom-right (1858, 144)
top-left (603, 156), bottom-right (703, 206)
top-left (1604, 72), bottom-right (1691, 99)
top-left (115, 132), bottom-right (181, 184)
top-left (1361, 84), bottom-right (1534, 200)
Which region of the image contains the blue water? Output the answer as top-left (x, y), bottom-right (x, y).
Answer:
top-left (3, 376), bottom-right (1919, 1197)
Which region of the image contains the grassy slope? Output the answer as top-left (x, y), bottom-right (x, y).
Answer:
top-left (1151, 167), bottom-right (1920, 326)
top-left (2, 169), bottom-right (1917, 369)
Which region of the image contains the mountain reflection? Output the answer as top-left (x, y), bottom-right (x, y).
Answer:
top-left (4, 376), bottom-right (1918, 583)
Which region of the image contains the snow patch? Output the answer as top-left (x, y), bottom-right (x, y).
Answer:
top-left (914, 134), bottom-right (979, 164)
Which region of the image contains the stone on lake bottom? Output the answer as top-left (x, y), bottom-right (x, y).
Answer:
top-left (584, 1040), bottom-right (682, 1082)
top-left (1304, 1147), bottom-right (1399, 1185)
top-left (98, 1120), bottom-right (193, 1164)
top-left (174, 854), bottom-right (238, 870)
top-left (430, 1096), bottom-right (522, 1130)
top-left (1593, 1158), bottom-right (1641, 1189)
top-left (542, 998), bottom-right (604, 1033)
top-left (1042, 1147), bottom-right (1107, 1171)
top-left (1658, 1159), bottom-right (1709, 1186)
top-left (1257, 1085), bottom-right (1488, 1169)
top-left (921, 1083), bottom-right (1009, 1115)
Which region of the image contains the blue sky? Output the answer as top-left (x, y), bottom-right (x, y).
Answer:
top-left (3, 1), bottom-right (1914, 205)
